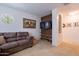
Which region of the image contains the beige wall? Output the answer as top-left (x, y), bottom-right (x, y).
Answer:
top-left (52, 8), bottom-right (63, 46)
top-left (62, 4), bottom-right (79, 45)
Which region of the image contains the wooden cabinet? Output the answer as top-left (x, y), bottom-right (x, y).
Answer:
top-left (41, 14), bottom-right (52, 42)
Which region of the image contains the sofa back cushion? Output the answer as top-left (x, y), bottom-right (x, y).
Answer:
top-left (17, 32), bottom-right (29, 40)
top-left (4, 32), bottom-right (17, 39)
top-left (3, 32), bottom-right (17, 42)
top-left (17, 32), bottom-right (29, 37)
top-left (0, 32), bottom-right (29, 42)
top-left (6, 38), bottom-right (17, 42)
top-left (17, 36), bottom-right (27, 40)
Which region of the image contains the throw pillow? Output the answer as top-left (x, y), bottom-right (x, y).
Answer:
top-left (0, 36), bottom-right (6, 45)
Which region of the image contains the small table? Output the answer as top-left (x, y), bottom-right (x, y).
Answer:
top-left (32, 37), bottom-right (39, 46)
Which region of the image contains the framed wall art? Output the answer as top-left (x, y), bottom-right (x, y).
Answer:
top-left (0, 14), bottom-right (14, 24)
top-left (23, 18), bottom-right (36, 28)
top-left (58, 14), bottom-right (62, 33)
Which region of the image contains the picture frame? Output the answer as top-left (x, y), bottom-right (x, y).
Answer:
top-left (23, 18), bottom-right (36, 28)
top-left (58, 14), bottom-right (62, 33)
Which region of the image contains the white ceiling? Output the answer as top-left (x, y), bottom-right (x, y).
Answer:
top-left (0, 3), bottom-right (63, 17)
top-left (59, 3), bottom-right (79, 15)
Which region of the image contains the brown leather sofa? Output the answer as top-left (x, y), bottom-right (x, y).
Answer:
top-left (0, 32), bottom-right (33, 56)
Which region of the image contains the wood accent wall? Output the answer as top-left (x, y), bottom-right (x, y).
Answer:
top-left (41, 14), bottom-right (52, 42)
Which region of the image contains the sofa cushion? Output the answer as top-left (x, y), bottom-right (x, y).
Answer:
top-left (0, 42), bottom-right (18, 50)
top-left (0, 36), bottom-right (6, 45)
top-left (4, 32), bottom-right (16, 39)
top-left (17, 32), bottom-right (29, 37)
top-left (17, 40), bottom-right (29, 46)
top-left (6, 38), bottom-right (17, 42)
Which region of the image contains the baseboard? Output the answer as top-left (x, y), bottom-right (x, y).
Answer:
top-left (63, 41), bottom-right (79, 47)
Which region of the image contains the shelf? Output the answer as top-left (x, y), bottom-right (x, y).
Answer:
top-left (41, 37), bottom-right (52, 39)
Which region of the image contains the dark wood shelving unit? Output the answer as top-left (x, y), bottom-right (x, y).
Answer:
top-left (41, 14), bottom-right (52, 42)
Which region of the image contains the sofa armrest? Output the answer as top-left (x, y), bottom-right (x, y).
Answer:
top-left (27, 36), bottom-right (34, 46)
top-left (26, 36), bottom-right (33, 41)
top-left (0, 48), bottom-right (1, 53)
